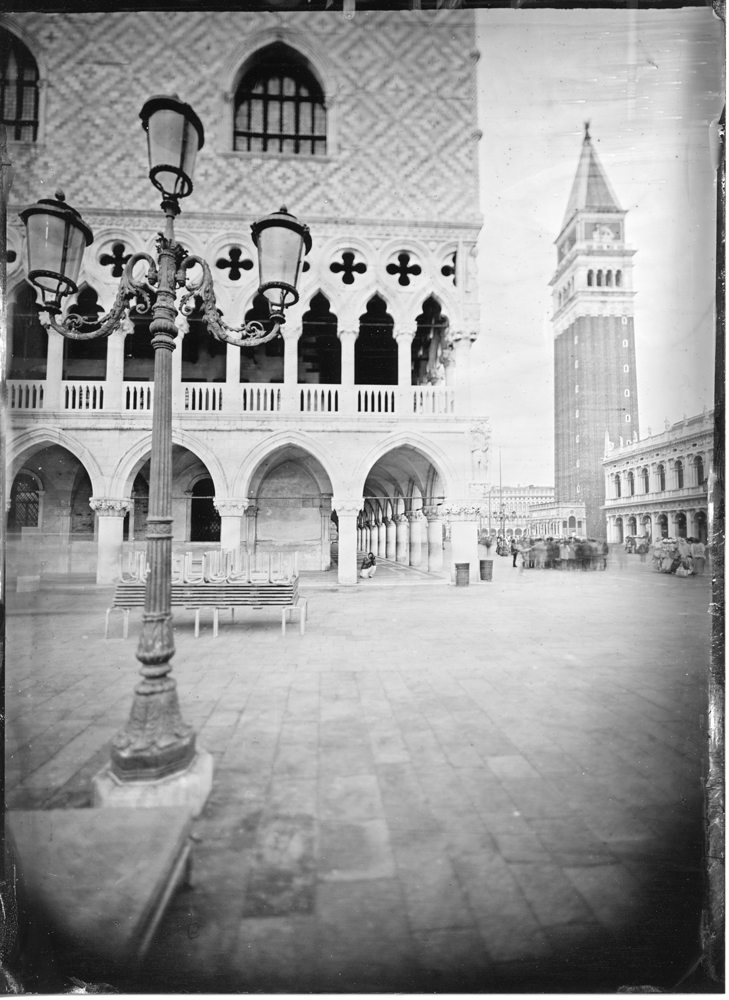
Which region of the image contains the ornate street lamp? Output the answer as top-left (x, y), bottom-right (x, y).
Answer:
top-left (19, 94), bottom-right (311, 785)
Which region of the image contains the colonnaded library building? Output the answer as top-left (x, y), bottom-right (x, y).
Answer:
top-left (3, 9), bottom-right (489, 587)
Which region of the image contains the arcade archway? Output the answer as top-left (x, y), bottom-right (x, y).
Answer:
top-left (248, 444), bottom-right (335, 571)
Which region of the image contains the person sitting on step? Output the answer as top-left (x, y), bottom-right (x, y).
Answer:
top-left (360, 552), bottom-right (377, 579)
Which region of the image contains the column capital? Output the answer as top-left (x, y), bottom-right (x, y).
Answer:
top-left (423, 506), bottom-right (443, 521)
top-left (280, 324), bottom-right (302, 342)
top-left (89, 497), bottom-right (132, 516)
top-left (406, 510), bottom-right (424, 522)
top-left (442, 502), bottom-right (485, 521)
top-left (244, 503), bottom-right (259, 518)
top-left (393, 327), bottom-right (415, 344)
top-left (333, 497), bottom-right (362, 515)
top-left (214, 497), bottom-right (250, 516)
top-left (338, 328), bottom-right (359, 342)
top-left (450, 330), bottom-right (478, 344)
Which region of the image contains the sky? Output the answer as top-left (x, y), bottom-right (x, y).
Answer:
top-left (472, 7), bottom-right (724, 487)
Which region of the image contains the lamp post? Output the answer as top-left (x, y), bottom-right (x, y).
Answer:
top-left (19, 95), bottom-right (311, 786)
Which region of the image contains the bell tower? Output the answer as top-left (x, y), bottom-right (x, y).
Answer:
top-left (551, 124), bottom-right (639, 537)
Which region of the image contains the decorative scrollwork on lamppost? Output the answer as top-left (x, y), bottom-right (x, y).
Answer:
top-left (19, 94), bottom-right (311, 786)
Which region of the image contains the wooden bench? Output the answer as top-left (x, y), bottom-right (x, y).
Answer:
top-left (106, 580), bottom-right (307, 639)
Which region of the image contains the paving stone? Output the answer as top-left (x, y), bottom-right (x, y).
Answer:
top-left (508, 861), bottom-right (595, 926)
top-left (317, 819), bottom-right (396, 881)
top-left (412, 926), bottom-right (492, 983)
top-left (242, 814), bottom-right (316, 917)
top-left (319, 773), bottom-right (385, 821)
top-left (393, 845), bottom-right (475, 931)
top-left (563, 863), bottom-right (645, 930)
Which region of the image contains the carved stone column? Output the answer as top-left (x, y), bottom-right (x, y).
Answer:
top-left (407, 511), bottom-right (423, 568)
top-left (424, 507), bottom-right (444, 573)
top-left (105, 319), bottom-right (128, 412)
top-left (333, 499), bottom-right (360, 586)
top-left (395, 514), bottom-right (409, 565)
top-left (225, 341), bottom-right (239, 412)
top-left (90, 497), bottom-right (133, 585)
top-left (320, 493), bottom-right (332, 571)
top-left (245, 503), bottom-right (259, 556)
top-left (214, 498), bottom-right (249, 553)
top-left (44, 328), bottom-right (65, 409)
top-left (368, 519), bottom-right (378, 555)
top-left (377, 518), bottom-right (387, 559)
top-left (451, 331), bottom-right (477, 415)
top-left (282, 324), bottom-right (301, 412)
top-left (441, 341), bottom-right (455, 389)
top-left (386, 517), bottom-right (397, 560)
top-left (394, 328), bottom-right (414, 388)
top-left (339, 329), bottom-right (358, 413)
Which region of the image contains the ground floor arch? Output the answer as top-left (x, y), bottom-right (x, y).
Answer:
top-left (344, 440), bottom-right (472, 583)
top-left (6, 442), bottom-right (99, 580)
top-left (246, 444), bottom-right (335, 572)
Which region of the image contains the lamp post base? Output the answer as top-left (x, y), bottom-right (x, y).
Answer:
top-left (92, 749), bottom-right (214, 819)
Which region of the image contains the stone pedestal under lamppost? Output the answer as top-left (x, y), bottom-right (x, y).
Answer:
top-left (20, 95), bottom-right (311, 818)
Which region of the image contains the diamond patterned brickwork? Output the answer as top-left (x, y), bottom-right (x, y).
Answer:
top-left (5, 11), bottom-right (481, 226)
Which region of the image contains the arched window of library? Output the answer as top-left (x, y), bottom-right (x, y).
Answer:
top-left (694, 455), bottom-right (705, 486)
top-left (657, 463), bottom-right (666, 491)
top-left (1, 29), bottom-right (40, 141)
top-left (626, 470), bottom-right (635, 496)
top-left (641, 467), bottom-right (649, 493)
top-left (234, 43), bottom-right (326, 155)
top-left (675, 460), bottom-right (684, 489)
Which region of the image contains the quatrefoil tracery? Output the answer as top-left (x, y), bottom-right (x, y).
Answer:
top-left (215, 246), bottom-right (254, 281)
top-left (99, 242), bottom-right (132, 278)
top-left (386, 251), bottom-right (421, 286)
top-left (330, 250), bottom-right (367, 285)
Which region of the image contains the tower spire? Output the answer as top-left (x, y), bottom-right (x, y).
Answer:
top-left (561, 125), bottom-right (621, 232)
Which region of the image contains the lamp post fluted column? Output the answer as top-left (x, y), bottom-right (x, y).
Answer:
top-left (111, 203), bottom-right (196, 781)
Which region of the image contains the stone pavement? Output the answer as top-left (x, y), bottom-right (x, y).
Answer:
top-left (5, 552), bottom-right (714, 993)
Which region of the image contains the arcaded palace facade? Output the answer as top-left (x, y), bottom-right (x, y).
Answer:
top-left (3, 10), bottom-right (487, 586)
top-left (602, 410), bottom-right (712, 545)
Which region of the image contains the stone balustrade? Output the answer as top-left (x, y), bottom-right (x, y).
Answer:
top-left (8, 380), bottom-right (458, 419)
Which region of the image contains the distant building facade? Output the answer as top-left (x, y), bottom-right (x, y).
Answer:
top-left (528, 500), bottom-right (586, 538)
top-left (550, 126), bottom-right (640, 536)
top-left (469, 484), bottom-right (554, 538)
top-left (602, 410), bottom-right (713, 544)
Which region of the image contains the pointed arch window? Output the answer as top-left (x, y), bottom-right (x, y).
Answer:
top-left (1, 29), bottom-right (39, 141)
top-left (8, 472), bottom-right (41, 531)
top-left (234, 43), bottom-right (326, 155)
top-left (8, 282), bottom-right (47, 379)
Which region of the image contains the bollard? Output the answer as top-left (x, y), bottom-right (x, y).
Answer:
top-left (479, 559), bottom-right (493, 581)
top-left (455, 562), bottom-right (470, 587)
